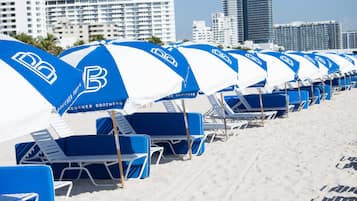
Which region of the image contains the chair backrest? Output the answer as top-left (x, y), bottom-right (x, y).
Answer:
top-left (234, 90), bottom-right (253, 110)
top-left (207, 94), bottom-right (235, 116)
top-left (162, 100), bottom-right (183, 113)
top-left (31, 129), bottom-right (67, 162)
top-left (111, 111), bottom-right (137, 134)
top-left (163, 100), bottom-right (179, 112)
top-left (49, 113), bottom-right (74, 138)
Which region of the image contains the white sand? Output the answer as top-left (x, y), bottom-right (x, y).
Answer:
top-left (1, 89), bottom-right (356, 201)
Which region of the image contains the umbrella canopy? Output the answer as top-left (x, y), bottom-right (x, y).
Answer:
top-left (315, 52), bottom-right (355, 74)
top-left (312, 53), bottom-right (340, 76)
top-left (256, 51), bottom-right (298, 90)
top-left (166, 43), bottom-right (238, 95)
top-left (286, 52), bottom-right (322, 81)
top-left (59, 40), bottom-right (186, 112)
top-left (0, 35), bottom-right (84, 142)
top-left (226, 49), bottom-right (267, 89)
top-left (339, 54), bottom-right (357, 72)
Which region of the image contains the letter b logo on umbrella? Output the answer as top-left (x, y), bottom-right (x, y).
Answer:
top-left (83, 66), bottom-right (107, 93)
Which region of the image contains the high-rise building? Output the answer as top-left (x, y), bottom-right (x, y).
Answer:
top-left (222, 0), bottom-right (273, 44)
top-left (48, 19), bottom-right (121, 48)
top-left (274, 21), bottom-right (342, 51)
top-left (45, 0), bottom-right (176, 44)
top-left (211, 12), bottom-right (238, 47)
top-left (342, 31), bottom-right (357, 49)
top-left (0, 0), bottom-right (47, 38)
top-left (192, 21), bottom-right (212, 43)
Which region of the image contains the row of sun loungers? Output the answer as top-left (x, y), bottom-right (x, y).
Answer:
top-left (2, 76), bottom-right (356, 200)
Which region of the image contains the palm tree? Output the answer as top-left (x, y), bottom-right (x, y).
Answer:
top-left (73, 40), bottom-right (85, 46)
top-left (89, 35), bottom-right (106, 42)
top-left (37, 33), bottom-right (62, 55)
top-left (12, 33), bottom-right (37, 46)
top-left (147, 36), bottom-right (164, 46)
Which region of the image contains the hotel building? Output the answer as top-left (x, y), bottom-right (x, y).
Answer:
top-left (0, 0), bottom-right (47, 38)
top-left (274, 21), bottom-right (342, 51)
top-left (45, 0), bottom-right (176, 44)
top-left (222, 0), bottom-right (273, 43)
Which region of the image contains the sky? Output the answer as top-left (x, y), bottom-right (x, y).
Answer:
top-left (174, 0), bottom-right (357, 40)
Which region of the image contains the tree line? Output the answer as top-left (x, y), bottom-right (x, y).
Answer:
top-left (11, 33), bottom-right (166, 55)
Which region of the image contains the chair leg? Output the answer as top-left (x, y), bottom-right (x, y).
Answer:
top-left (60, 166), bottom-right (113, 186)
top-left (137, 156), bottom-right (148, 179)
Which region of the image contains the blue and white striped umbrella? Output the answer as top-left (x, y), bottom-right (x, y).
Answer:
top-left (311, 53), bottom-right (340, 76)
top-left (60, 40), bottom-right (186, 112)
top-left (166, 43), bottom-right (238, 95)
top-left (226, 49), bottom-right (267, 89)
top-left (316, 52), bottom-right (355, 74)
top-left (286, 52), bottom-right (322, 82)
top-left (0, 35), bottom-right (84, 142)
top-left (339, 53), bottom-right (357, 72)
top-left (257, 51), bottom-right (299, 89)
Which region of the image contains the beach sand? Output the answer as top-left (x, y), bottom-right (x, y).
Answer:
top-left (1, 89), bottom-right (356, 201)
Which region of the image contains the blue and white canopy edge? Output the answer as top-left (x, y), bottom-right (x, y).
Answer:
top-left (226, 49), bottom-right (267, 89)
top-left (286, 52), bottom-right (321, 83)
top-left (339, 53), bottom-right (357, 73)
top-left (316, 52), bottom-right (354, 75)
top-left (60, 40), bottom-right (184, 112)
top-left (0, 35), bottom-right (84, 142)
top-left (311, 53), bottom-right (340, 77)
top-left (255, 51), bottom-right (298, 91)
top-left (167, 43), bottom-right (238, 95)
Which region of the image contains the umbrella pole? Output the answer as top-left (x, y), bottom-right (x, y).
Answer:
top-left (181, 99), bottom-right (193, 160)
top-left (297, 81), bottom-right (302, 111)
top-left (310, 83), bottom-right (314, 105)
top-left (330, 78), bottom-right (333, 98)
top-left (321, 79), bottom-right (325, 101)
top-left (219, 93), bottom-right (228, 141)
top-left (284, 82), bottom-right (289, 117)
top-left (110, 110), bottom-right (125, 188)
top-left (258, 88), bottom-right (264, 127)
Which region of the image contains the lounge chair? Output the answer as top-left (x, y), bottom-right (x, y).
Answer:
top-left (0, 193), bottom-right (39, 201)
top-left (206, 94), bottom-right (277, 124)
top-left (227, 91), bottom-right (294, 117)
top-left (162, 100), bottom-right (248, 142)
top-left (0, 165), bottom-right (54, 201)
top-left (111, 111), bottom-right (205, 157)
top-left (273, 89), bottom-right (308, 111)
top-left (108, 111), bottom-right (164, 165)
top-left (50, 113), bottom-right (163, 166)
top-left (20, 129), bottom-right (148, 186)
top-left (97, 112), bottom-right (206, 156)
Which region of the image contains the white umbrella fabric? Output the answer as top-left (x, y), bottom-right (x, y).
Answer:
top-left (0, 35), bottom-right (84, 142)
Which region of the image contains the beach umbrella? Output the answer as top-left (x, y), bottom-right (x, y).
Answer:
top-left (312, 53), bottom-right (340, 76)
top-left (316, 52), bottom-right (354, 74)
top-left (339, 54), bottom-right (357, 73)
top-left (315, 52), bottom-right (355, 92)
top-left (166, 43), bottom-right (239, 139)
top-left (0, 34), bottom-right (84, 143)
top-left (310, 53), bottom-right (341, 100)
top-left (60, 40), bottom-right (186, 187)
top-left (167, 43), bottom-right (238, 95)
top-left (285, 52), bottom-right (324, 105)
top-left (286, 52), bottom-right (322, 82)
top-left (226, 49), bottom-right (267, 89)
top-left (257, 51), bottom-right (299, 90)
top-left (225, 50), bottom-right (268, 125)
top-left (256, 51), bottom-right (308, 111)
top-left (254, 51), bottom-right (299, 115)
